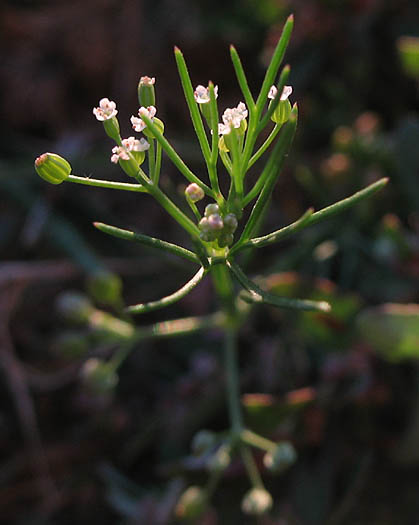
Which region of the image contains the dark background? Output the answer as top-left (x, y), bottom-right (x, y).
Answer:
top-left (1, 0), bottom-right (419, 523)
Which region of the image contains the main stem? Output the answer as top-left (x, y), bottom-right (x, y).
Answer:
top-left (211, 263), bottom-right (243, 436)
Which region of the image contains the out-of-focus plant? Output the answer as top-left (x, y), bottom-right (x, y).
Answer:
top-left (34, 15), bottom-right (387, 518)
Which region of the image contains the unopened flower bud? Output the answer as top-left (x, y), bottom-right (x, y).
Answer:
top-left (204, 203), bottom-right (219, 217)
top-left (208, 213), bottom-right (224, 230)
top-left (223, 213), bottom-right (238, 233)
top-left (87, 271), bottom-right (122, 306)
top-left (138, 76), bottom-right (156, 107)
top-left (217, 232), bottom-right (234, 248)
top-left (81, 358), bottom-right (118, 394)
top-left (175, 486), bottom-right (208, 521)
top-left (241, 488), bottom-right (273, 516)
top-left (55, 291), bottom-right (94, 324)
top-left (207, 444), bottom-right (231, 472)
top-left (34, 153), bottom-right (71, 185)
top-left (191, 429), bottom-right (217, 456)
top-left (263, 442), bottom-right (297, 474)
top-left (185, 183), bottom-right (205, 203)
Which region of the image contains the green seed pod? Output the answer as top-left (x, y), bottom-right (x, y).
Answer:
top-left (241, 488), bottom-right (273, 516)
top-left (34, 152), bottom-right (71, 185)
top-left (270, 99), bottom-right (292, 125)
top-left (143, 117), bottom-right (165, 138)
top-left (191, 429), bottom-right (217, 456)
top-left (87, 271), bottom-right (122, 307)
top-left (55, 291), bottom-right (94, 324)
top-left (81, 358), bottom-right (118, 394)
top-left (175, 486), bottom-right (208, 521)
top-left (263, 442), bottom-right (297, 474)
top-left (103, 116), bottom-right (121, 142)
top-left (138, 76), bottom-right (156, 107)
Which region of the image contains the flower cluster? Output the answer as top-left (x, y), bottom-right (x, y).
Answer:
top-left (194, 84), bottom-right (218, 104)
top-left (93, 98), bottom-right (118, 121)
top-left (268, 85), bottom-right (293, 101)
top-left (130, 106), bottom-right (157, 133)
top-left (198, 204), bottom-right (238, 246)
top-left (218, 102), bottom-right (248, 135)
top-left (110, 137), bottom-right (150, 164)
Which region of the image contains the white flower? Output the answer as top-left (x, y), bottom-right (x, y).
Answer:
top-left (194, 84), bottom-right (219, 104)
top-left (139, 76), bottom-right (155, 86)
top-left (268, 85), bottom-right (293, 101)
top-left (122, 136), bottom-right (150, 152)
top-left (130, 106), bottom-right (157, 132)
top-left (218, 102), bottom-right (248, 135)
top-left (93, 98), bottom-right (118, 121)
top-left (110, 146), bottom-right (130, 164)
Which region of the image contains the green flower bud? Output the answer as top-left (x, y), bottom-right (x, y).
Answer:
top-left (175, 486), bottom-right (207, 521)
top-left (217, 232), bottom-right (234, 248)
top-left (204, 203), bottom-right (219, 217)
top-left (191, 429), bottom-right (217, 456)
top-left (138, 76), bottom-right (156, 107)
top-left (103, 116), bottom-right (121, 142)
top-left (81, 358), bottom-right (118, 394)
top-left (56, 291), bottom-right (94, 324)
top-left (34, 153), bottom-right (71, 185)
top-left (143, 117), bottom-right (165, 138)
top-left (241, 488), bottom-right (273, 516)
top-left (223, 213), bottom-right (238, 233)
top-left (207, 444), bottom-right (231, 472)
top-left (263, 442), bottom-right (297, 474)
top-left (87, 271), bottom-right (122, 306)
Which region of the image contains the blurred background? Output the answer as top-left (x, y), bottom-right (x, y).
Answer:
top-left (1, 0), bottom-right (419, 523)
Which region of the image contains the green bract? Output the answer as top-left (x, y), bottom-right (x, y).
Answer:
top-left (34, 152), bottom-right (71, 184)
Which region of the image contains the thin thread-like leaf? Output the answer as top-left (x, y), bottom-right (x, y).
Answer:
top-left (126, 266), bottom-right (207, 314)
top-left (230, 45), bottom-right (256, 113)
top-left (174, 47), bottom-right (211, 162)
top-left (93, 222), bottom-right (200, 264)
top-left (228, 261), bottom-right (331, 312)
top-left (235, 178), bottom-right (389, 252)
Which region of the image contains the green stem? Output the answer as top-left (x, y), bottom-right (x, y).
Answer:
top-left (248, 123), bottom-right (281, 169)
top-left (241, 429), bottom-right (276, 452)
top-left (148, 139), bottom-right (156, 182)
top-left (241, 445), bottom-right (264, 489)
top-left (67, 175), bottom-right (147, 192)
top-left (210, 264), bottom-right (243, 436)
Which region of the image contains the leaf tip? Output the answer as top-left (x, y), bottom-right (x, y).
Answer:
top-left (319, 301), bottom-right (332, 313)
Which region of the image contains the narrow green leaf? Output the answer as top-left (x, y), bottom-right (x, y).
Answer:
top-left (230, 45), bottom-right (256, 113)
top-left (228, 261), bottom-right (331, 312)
top-left (93, 222), bottom-right (200, 264)
top-left (236, 106), bottom-right (298, 246)
top-left (255, 14), bottom-right (294, 115)
top-left (233, 208), bottom-right (314, 253)
top-left (126, 266), bottom-right (207, 314)
top-left (174, 47), bottom-right (211, 162)
top-left (135, 312), bottom-right (224, 340)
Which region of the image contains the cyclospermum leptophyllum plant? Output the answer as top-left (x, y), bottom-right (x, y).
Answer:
top-left (35, 15), bottom-right (388, 517)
